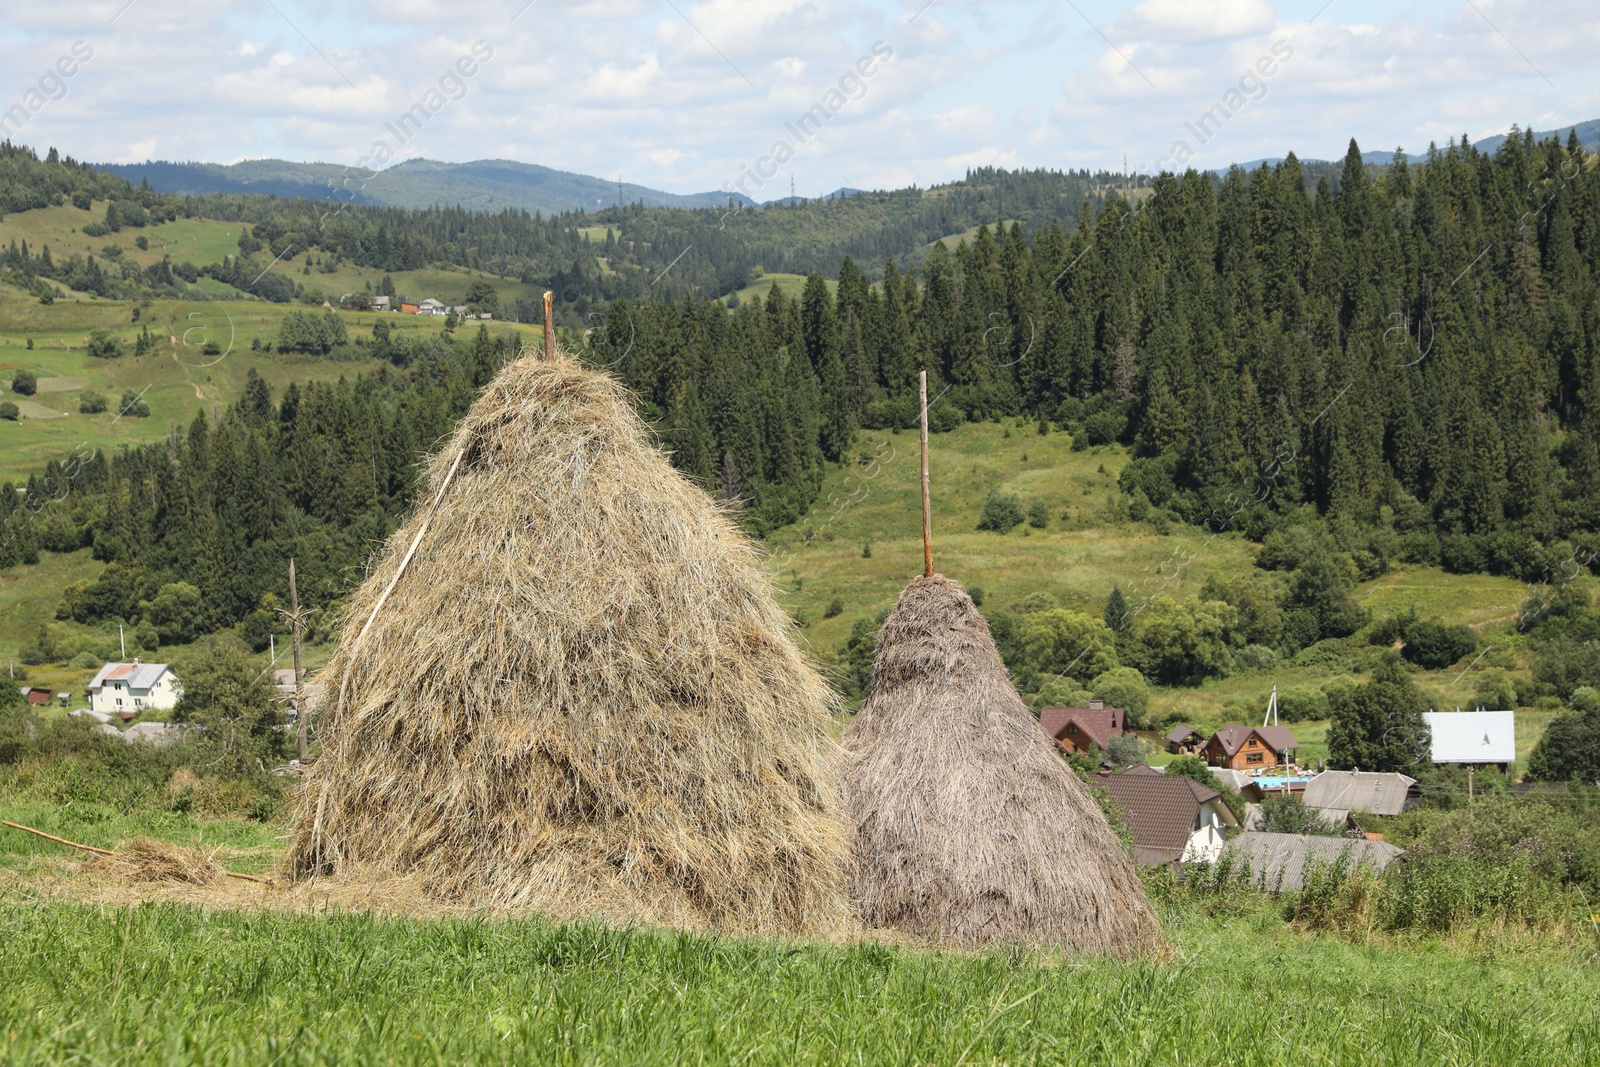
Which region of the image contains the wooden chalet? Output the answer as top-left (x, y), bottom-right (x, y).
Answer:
top-left (1202, 722), bottom-right (1298, 771)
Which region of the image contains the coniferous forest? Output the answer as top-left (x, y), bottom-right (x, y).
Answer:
top-left (4, 130), bottom-right (1600, 674)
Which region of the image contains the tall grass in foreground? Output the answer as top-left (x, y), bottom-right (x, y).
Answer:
top-left (1, 893), bottom-right (1597, 1066)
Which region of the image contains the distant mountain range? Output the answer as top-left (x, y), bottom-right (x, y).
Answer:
top-left (1222, 119), bottom-right (1600, 174)
top-left (98, 157), bottom-right (754, 215)
top-left (102, 119), bottom-right (1599, 218)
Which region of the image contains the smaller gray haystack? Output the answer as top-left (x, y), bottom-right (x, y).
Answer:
top-left (842, 575), bottom-right (1164, 955)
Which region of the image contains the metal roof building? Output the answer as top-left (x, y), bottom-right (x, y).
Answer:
top-left (1302, 770), bottom-right (1420, 816)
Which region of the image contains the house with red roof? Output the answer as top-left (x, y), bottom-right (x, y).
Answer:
top-left (86, 661), bottom-right (182, 720)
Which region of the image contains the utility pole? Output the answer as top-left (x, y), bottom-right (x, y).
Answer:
top-left (1468, 766), bottom-right (1474, 804)
top-left (286, 558), bottom-right (308, 763)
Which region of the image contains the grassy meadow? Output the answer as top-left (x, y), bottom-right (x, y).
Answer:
top-left (0, 291), bottom-right (550, 482)
top-left (0, 889), bottom-right (1591, 1066)
top-left (766, 415), bottom-right (1553, 761)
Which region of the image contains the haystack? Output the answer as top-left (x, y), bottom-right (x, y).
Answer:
top-left (284, 352), bottom-right (849, 935)
top-left (841, 575), bottom-right (1163, 955)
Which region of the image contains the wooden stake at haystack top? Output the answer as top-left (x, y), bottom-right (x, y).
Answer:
top-left (837, 372), bottom-right (1164, 954)
top-left (543, 290), bottom-right (555, 360)
top-left (920, 370), bottom-right (933, 579)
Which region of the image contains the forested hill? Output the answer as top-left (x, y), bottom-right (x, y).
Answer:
top-left (5, 129), bottom-right (1600, 667)
top-left (95, 157), bottom-right (749, 215)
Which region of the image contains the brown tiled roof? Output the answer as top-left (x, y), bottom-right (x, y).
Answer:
top-left (1039, 703), bottom-right (1126, 750)
top-left (1165, 724), bottom-right (1204, 744)
top-left (1208, 722), bottom-right (1298, 757)
top-left (1256, 725), bottom-right (1299, 753)
top-left (1102, 772), bottom-right (1218, 866)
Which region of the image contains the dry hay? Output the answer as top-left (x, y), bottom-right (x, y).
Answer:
top-left (93, 838), bottom-right (222, 886)
top-left (841, 575), bottom-right (1165, 956)
top-left (284, 351), bottom-right (849, 936)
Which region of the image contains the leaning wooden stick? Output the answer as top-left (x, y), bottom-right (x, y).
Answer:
top-left (1, 820), bottom-right (271, 884)
top-left (920, 369), bottom-right (933, 578)
top-left (543, 290), bottom-right (555, 360)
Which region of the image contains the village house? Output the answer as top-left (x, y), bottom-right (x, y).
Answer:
top-left (85, 661), bottom-right (182, 720)
top-left (1165, 724), bottom-right (1206, 754)
top-left (417, 298), bottom-right (447, 315)
top-left (1302, 770), bottom-right (1420, 821)
top-left (400, 301), bottom-right (420, 314)
top-left (371, 295), bottom-right (392, 311)
top-left (1423, 709), bottom-right (1515, 771)
top-left (1102, 766), bottom-right (1240, 866)
top-left (1039, 699), bottom-right (1127, 756)
top-left (1202, 722), bottom-right (1298, 771)
top-left (1224, 832), bottom-right (1405, 891)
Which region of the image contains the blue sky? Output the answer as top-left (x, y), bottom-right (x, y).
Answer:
top-left (1, 0), bottom-right (1595, 195)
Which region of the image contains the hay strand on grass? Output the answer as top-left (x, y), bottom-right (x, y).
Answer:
top-left (284, 351), bottom-right (850, 935)
top-left (94, 837), bottom-right (223, 886)
top-left (842, 575), bottom-right (1164, 956)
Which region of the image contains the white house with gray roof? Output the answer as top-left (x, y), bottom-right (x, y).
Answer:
top-left (86, 661), bottom-right (182, 720)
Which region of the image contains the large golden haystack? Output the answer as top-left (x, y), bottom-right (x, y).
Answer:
top-left (284, 353), bottom-right (849, 935)
top-left (841, 575), bottom-right (1163, 955)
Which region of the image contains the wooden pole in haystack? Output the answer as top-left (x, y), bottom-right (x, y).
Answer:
top-left (543, 290), bottom-right (555, 360)
top-left (920, 370), bottom-right (933, 579)
top-left (289, 558), bottom-right (307, 763)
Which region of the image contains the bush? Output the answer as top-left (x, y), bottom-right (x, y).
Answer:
top-left (1401, 619), bottom-right (1477, 670)
top-left (1471, 668), bottom-right (1517, 710)
top-left (0, 401), bottom-right (17, 421)
top-left (78, 390), bottom-right (108, 415)
top-left (976, 490), bottom-right (1024, 532)
top-left (1104, 733), bottom-right (1149, 769)
top-left (11, 369), bottom-right (36, 395)
top-left (86, 329), bottom-right (124, 359)
top-left (1258, 795), bottom-right (1344, 835)
top-left (823, 598), bottom-right (844, 619)
top-left (1233, 644), bottom-right (1279, 671)
top-left (68, 651), bottom-right (100, 670)
top-left (116, 389), bottom-right (151, 418)
top-left (1026, 499), bottom-right (1050, 529)
top-left (1525, 709), bottom-right (1600, 784)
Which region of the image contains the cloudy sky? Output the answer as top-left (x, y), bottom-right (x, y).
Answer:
top-left (3, 0), bottom-right (1596, 195)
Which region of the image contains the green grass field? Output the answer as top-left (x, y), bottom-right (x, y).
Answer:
top-left (0, 886), bottom-right (1593, 1065)
top-left (0, 293), bottom-right (551, 482)
top-left (731, 272), bottom-right (835, 306)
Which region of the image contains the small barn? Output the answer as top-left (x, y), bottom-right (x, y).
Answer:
top-left (1223, 832), bottom-right (1405, 891)
top-left (24, 687), bottom-right (53, 706)
top-left (1423, 710), bottom-right (1515, 770)
top-left (1165, 724), bottom-right (1205, 754)
top-left (1039, 700), bottom-right (1128, 756)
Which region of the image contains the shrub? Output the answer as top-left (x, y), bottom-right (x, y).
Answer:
top-left (976, 490), bottom-right (1024, 532)
top-left (1257, 795), bottom-right (1343, 835)
top-left (1026, 499), bottom-right (1050, 529)
top-left (78, 390), bottom-right (108, 415)
top-left (1470, 668), bottom-right (1517, 710)
top-left (116, 389), bottom-right (151, 418)
top-left (0, 401), bottom-right (17, 421)
top-left (823, 598), bottom-right (844, 619)
top-left (1525, 709), bottom-right (1600, 784)
top-left (11, 369), bottom-right (36, 395)
top-left (1401, 619), bottom-right (1477, 670)
top-left (1104, 733), bottom-right (1149, 769)
top-left (86, 329), bottom-right (124, 359)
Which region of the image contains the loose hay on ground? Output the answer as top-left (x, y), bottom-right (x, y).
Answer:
top-left (284, 352), bottom-right (850, 936)
top-left (93, 838), bottom-right (223, 886)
